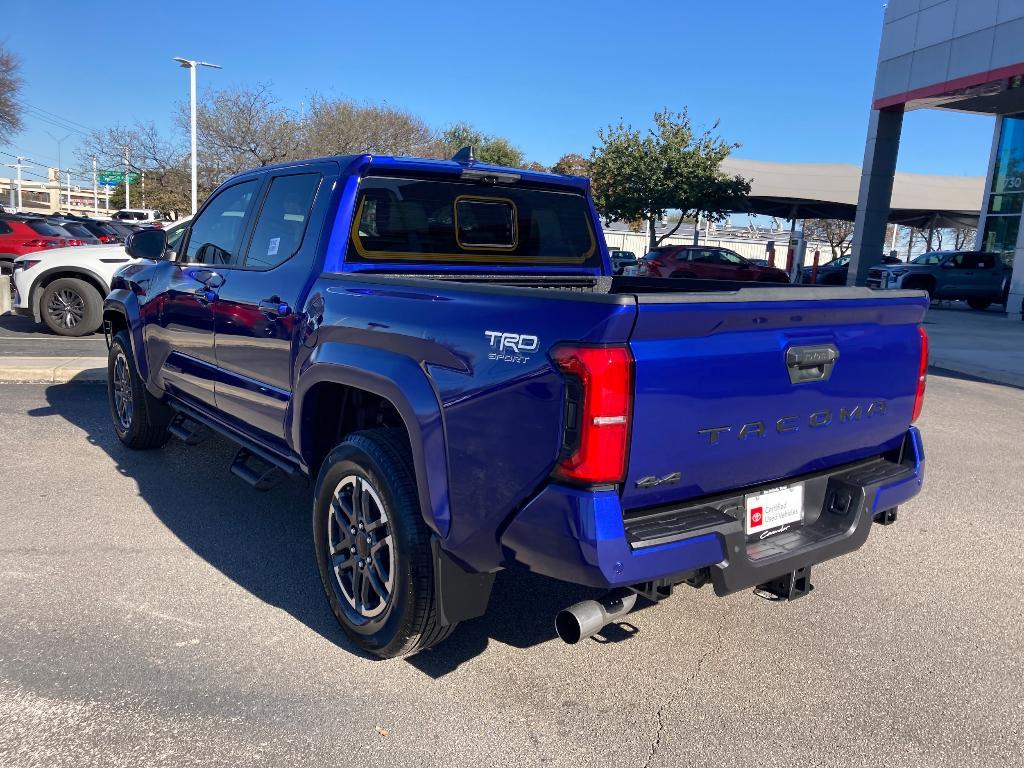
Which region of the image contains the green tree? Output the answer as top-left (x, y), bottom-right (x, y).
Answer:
top-left (588, 109), bottom-right (750, 250)
top-left (436, 122), bottom-right (526, 168)
top-left (551, 152), bottom-right (589, 177)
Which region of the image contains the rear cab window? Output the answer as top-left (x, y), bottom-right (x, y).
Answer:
top-left (244, 172), bottom-right (322, 269)
top-left (346, 176), bottom-right (598, 267)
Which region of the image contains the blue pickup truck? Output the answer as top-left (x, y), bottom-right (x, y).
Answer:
top-left (104, 153), bottom-right (929, 657)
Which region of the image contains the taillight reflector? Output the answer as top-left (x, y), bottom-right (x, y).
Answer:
top-left (551, 345), bottom-right (633, 484)
top-left (912, 326), bottom-right (928, 422)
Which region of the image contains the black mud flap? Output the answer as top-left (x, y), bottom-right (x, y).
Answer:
top-left (432, 538), bottom-right (496, 626)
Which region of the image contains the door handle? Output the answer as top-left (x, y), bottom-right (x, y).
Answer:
top-left (259, 297), bottom-right (292, 319)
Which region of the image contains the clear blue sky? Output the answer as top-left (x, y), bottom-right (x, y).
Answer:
top-left (2, 0), bottom-right (995, 184)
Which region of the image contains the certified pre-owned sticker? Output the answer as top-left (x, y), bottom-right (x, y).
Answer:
top-left (485, 330), bottom-right (538, 364)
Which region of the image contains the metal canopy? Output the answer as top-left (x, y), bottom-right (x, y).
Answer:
top-left (720, 158), bottom-right (984, 226)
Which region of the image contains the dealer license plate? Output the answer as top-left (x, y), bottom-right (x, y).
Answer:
top-left (744, 483), bottom-right (804, 538)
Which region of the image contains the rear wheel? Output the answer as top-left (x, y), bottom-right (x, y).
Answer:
top-left (41, 277), bottom-right (102, 336)
top-left (313, 429), bottom-right (455, 658)
top-left (967, 298), bottom-right (992, 310)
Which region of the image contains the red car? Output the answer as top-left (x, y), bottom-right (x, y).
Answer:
top-left (0, 217), bottom-right (79, 274)
top-left (641, 245), bottom-right (790, 283)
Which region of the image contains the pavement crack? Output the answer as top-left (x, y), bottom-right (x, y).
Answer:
top-left (688, 608), bottom-right (728, 685)
top-left (642, 705), bottom-right (665, 768)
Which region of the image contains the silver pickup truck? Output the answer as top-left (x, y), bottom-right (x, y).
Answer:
top-left (867, 250), bottom-right (1011, 310)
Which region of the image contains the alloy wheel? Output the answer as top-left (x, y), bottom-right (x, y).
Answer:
top-left (327, 475), bottom-right (395, 620)
top-left (111, 352), bottom-right (134, 432)
top-left (46, 287), bottom-right (85, 329)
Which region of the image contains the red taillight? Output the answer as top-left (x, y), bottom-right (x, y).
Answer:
top-left (23, 238), bottom-right (59, 248)
top-left (551, 345), bottom-right (633, 484)
top-left (912, 326), bottom-right (928, 422)
top-left (98, 234), bottom-right (113, 243)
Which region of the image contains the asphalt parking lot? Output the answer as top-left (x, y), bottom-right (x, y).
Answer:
top-left (0, 314), bottom-right (105, 357)
top-left (0, 373), bottom-right (1021, 767)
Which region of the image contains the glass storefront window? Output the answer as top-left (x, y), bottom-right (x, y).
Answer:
top-left (981, 215), bottom-right (1019, 265)
top-left (988, 193), bottom-right (1024, 215)
top-left (991, 115), bottom-right (1024, 194)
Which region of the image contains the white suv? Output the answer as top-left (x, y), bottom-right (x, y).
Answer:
top-left (10, 217), bottom-right (189, 336)
top-left (112, 208), bottom-right (165, 226)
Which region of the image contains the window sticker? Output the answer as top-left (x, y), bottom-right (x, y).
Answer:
top-left (267, 237), bottom-right (280, 257)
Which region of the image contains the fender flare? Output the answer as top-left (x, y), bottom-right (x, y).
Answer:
top-left (293, 342), bottom-right (452, 537)
top-left (102, 289), bottom-right (150, 382)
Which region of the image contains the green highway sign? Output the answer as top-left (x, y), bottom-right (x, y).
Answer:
top-left (98, 171), bottom-right (139, 186)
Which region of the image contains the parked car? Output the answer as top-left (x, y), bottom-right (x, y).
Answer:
top-left (49, 220), bottom-right (102, 246)
top-left (10, 217), bottom-right (191, 335)
top-left (642, 245), bottom-right (790, 282)
top-left (112, 208), bottom-right (165, 227)
top-left (104, 221), bottom-right (142, 240)
top-left (802, 254), bottom-right (902, 285)
top-left (610, 249), bottom-right (639, 275)
top-left (68, 218), bottom-right (125, 244)
top-left (0, 216), bottom-right (77, 274)
top-left (867, 250), bottom-right (1011, 309)
top-left (103, 154), bottom-right (927, 658)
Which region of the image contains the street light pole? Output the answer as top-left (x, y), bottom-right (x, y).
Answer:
top-left (44, 131), bottom-right (71, 210)
top-left (124, 146), bottom-right (130, 209)
top-left (92, 157), bottom-right (98, 214)
top-left (174, 57), bottom-right (222, 215)
top-left (65, 168), bottom-right (71, 212)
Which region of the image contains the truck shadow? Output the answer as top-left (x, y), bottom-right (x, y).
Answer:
top-left (34, 381), bottom-right (646, 678)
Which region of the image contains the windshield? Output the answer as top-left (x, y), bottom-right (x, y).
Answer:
top-left (826, 255), bottom-right (850, 267)
top-left (911, 252), bottom-right (949, 265)
top-left (347, 177), bottom-right (599, 267)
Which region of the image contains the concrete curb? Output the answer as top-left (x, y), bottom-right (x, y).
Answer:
top-left (930, 358), bottom-right (1024, 390)
top-left (0, 356), bottom-right (107, 383)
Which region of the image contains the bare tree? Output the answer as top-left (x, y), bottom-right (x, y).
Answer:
top-left (76, 121), bottom-right (192, 214)
top-left (0, 44), bottom-right (23, 143)
top-left (302, 96), bottom-right (434, 157)
top-left (802, 218), bottom-right (855, 258)
top-left (182, 84), bottom-right (302, 177)
top-left (953, 225), bottom-right (977, 249)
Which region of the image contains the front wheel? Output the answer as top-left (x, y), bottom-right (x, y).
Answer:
top-left (41, 277), bottom-right (103, 336)
top-left (107, 330), bottom-right (171, 449)
top-left (313, 429), bottom-right (455, 658)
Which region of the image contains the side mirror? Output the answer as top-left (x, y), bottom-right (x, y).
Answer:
top-left (125, 229), bottom-right (167, 261)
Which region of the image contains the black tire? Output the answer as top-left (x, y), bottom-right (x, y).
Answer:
top-left (107, 330), bottom-right (171, 449)
top-left (40, 277), bottom-right (102, 336)
top-left (313, 428), bottom-right (454, 658)
top-left (0, 257), bottom-right (14, 276)
top-left (967, 298), bottom-right (991, 311)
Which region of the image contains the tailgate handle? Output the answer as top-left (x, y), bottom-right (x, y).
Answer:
top-left (786, 344), bottom-right (839, 384)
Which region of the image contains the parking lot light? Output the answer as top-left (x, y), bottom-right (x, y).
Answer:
top-left (173, 57), bottom-right (222, 215)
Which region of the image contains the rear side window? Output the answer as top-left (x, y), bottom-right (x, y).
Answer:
top-left (184, 180), bottom-right (259, 265)
top-left (27, 221), bottom-right (63, 236)
top-left (347, 176), bottom-right (598, 266)
top-left (244, 173), bottom-right (322, 269)
top-left (0, 221), bottom-right (11, 235)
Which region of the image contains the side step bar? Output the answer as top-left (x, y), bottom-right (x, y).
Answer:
top-left (167, 402), bottom-right (299, 491)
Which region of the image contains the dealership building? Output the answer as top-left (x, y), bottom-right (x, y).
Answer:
top-left (850, 0), bottom-right (1024, 319)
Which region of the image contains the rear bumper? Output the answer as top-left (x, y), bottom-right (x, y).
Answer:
top-left (500, 427), bottom-right (924, 590)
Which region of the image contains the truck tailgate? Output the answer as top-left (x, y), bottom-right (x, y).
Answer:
top-left (621, 287), bottom-right (929, 511)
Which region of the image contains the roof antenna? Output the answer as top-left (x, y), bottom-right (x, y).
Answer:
top-left (452, 145), bottom-right (475, 163)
